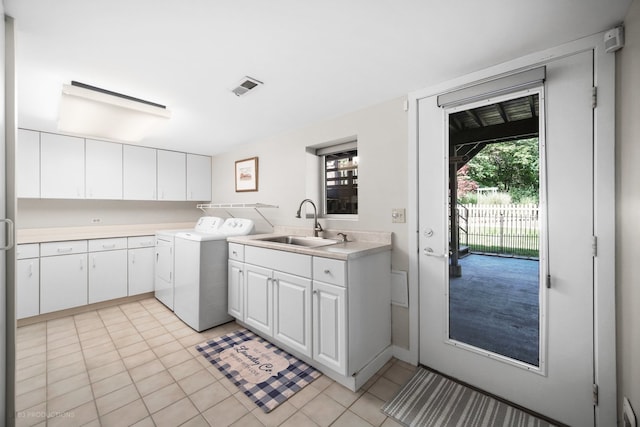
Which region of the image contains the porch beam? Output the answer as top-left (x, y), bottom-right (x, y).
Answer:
top-left (450, 117), bottom-right (538, 146)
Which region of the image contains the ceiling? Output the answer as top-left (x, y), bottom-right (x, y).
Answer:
top-left (5, 0), bottom-right (632, 155)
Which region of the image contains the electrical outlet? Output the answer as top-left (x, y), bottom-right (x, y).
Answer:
top-left (624, 397), bottom-right (637, 427)
top-left (392, 208), bottom-right (406, 223)
top-left (91, 218), bottom-right (101, 224)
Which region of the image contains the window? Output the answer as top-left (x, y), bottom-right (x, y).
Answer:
top-left (318, 142), bottom-right (358, 216)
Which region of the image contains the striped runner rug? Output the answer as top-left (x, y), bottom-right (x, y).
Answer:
top-left (382, 366), bottom-right (555, 427)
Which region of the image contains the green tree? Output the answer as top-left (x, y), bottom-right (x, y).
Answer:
top-left (466, 138), bottom-right (539, 203)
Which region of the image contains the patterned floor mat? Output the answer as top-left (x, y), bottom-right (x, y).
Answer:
top-left (196, 328), bottom-right (321, 413)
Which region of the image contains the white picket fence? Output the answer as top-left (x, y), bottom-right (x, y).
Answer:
top-left (458, 203), bottom-right (540, 258)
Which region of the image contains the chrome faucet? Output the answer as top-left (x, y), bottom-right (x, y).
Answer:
top-left (296, 199), bottom-right (323, 237)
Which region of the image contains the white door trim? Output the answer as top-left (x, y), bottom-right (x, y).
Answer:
top-left (407, 31), bottom-right (616, 425)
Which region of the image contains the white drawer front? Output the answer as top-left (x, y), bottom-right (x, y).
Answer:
top-left (313, 257), bottom-right (346, 287)
top-left (40, 240), bottom-right (88, 257)
top-left (245, 246), bottom-right (311, 278)
top-left (17, 243), bottom-right (39, 259)
top-left (229, 243), bottom-right (244, 262)
top-left (89, 238), bottom-right (128, 252)
top-left (128, 235), bottom-right (155, 248)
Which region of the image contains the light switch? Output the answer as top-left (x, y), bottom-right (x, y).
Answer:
top-left (392, 208), bottom-right (406, 223)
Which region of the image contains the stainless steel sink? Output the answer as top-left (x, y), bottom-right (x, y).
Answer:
top-left (257, 235), bottom-right (338, 248)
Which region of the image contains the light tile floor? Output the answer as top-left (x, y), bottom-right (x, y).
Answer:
top-left (15, 297), bottom-right (415, 427)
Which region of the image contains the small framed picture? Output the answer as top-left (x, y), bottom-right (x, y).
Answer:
top-left (235, 157), bottom-right (259, 192)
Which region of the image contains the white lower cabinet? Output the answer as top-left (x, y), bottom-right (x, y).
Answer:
top-left (20, 235), bottom-right (157, 318)
top-left (17, 244), bottom-right (40, 319)
top-left (228, 242), bottom-right (391, 390)
top-left (228, 260), bottom-right (244, 320)
top-left (128, 236), bottom-right (156, 295)
top-left (244, 264), bottom-right (273, 336)
top-left (242, 263), bottom-right (313, 357)
top-left (88, 238), bottom-right (128, 304)
top-left (40, 240), bottom-right (89, 314)
top-left (312, 280), bottom-right (346, 374)
top-left (274, 271), bottom-right (312, 357)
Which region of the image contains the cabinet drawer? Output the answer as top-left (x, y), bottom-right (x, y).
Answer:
top-left (313, 257), bottom-right (346, 287)
top-left (245, 246), bottom-right (312, 278)
top-left (40, 240), bottom-right (87, 257)
top-left (128, 235), bottom-right (155, 248)
top-left (89, 238), bottom-right (128, 252)
top-left (229, 243), bottom-right (244, 262)
top-left (17, 243), bottom-right (39, 259)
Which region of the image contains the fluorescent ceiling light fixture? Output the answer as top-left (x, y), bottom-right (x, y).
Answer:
top-left (58, 81), bottom-right (171, 143)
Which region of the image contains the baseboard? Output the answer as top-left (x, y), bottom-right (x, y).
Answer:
top-left (392, 344), bottom-right (418, 366)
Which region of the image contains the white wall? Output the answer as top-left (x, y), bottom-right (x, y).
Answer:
top-left (211, 97), bottom-right (411, 348)
top-left (617, 0), bottom-right (640, 419)
top-left (16, 199), bottom-right (203, 229)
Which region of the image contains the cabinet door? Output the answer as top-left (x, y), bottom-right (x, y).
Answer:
top-left (17, 258), bottom-right (40, 319)
top-left (313, 281), bottom-right (347, 375)
top-left (273, 271), bottom-right (312, 357)
top-left (86, 139), bottom-right (123, 199)
top-left (88, 250), bottom-right (128, 303)
top-left (17, 129), bottom-right (40, 198)
top-left (186, 154), bottom-right (212, 201)
top-left (123, 145), bottom-right (156, 200)
top-left (244, 264), bottom-right (273, 336)
top-left (155, 241), bottom-right (174, 310)
top-left (40, 133), bottom-right (85, 199)
top-left (128, 247), bottom-right (155, 295)
top-left (157, 150), bottom-right (186, 200)
top-left (40, 254), bottom-right (88, 313)
top-left (228, 260), bottom-right (244, 320)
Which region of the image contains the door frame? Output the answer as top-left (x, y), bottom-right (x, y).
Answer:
top-left (406, 32), bottom-right (616, 425)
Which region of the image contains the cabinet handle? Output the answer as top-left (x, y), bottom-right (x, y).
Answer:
top-left (28, 262), bottom-right (33, 277)
top-left (92, 256), bottom-right (96, 269)
top-left (232, 251), bottom-right (238, 256)
top-left (324, 269), bottom-right (331, 274)
top-left (131, 253), bottom-right (136, 264)
top-left (102, 243), bottom-right (116, 249)
top-left (57, 247), bottom-right (73, 253)
top-left (313, 290), bottom-right (318, 295)
top-left (0, 218), bottom-right (14, 250)
top-left (80, 258), bottom-right (84, 270)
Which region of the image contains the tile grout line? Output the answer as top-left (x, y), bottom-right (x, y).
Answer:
top-left (74, 309), bottom-right (107, 426)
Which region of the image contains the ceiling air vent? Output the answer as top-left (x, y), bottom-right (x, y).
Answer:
top-left (232, 76), bottom-right (263, 97)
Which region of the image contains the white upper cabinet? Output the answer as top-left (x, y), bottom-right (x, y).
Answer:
top-left (19, 130), bottom-right (207, 201)
top-left (17, 129), bottom-right (40, 198)
top-left (186, 154), bottom-right (212, 201)
top-left (86, 139), bottom-right (123, 199)
top-left (40, 133), bottom-right (85, 199)
top-left (123, 145), bottom-right (157, 200)
top-left (157, 150), bottom-right (186, 201)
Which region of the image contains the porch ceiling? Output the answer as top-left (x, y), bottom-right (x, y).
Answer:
top-left (449, 95), bottom-right (539, 148)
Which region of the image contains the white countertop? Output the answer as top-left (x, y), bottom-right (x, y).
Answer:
top-left (228, 228), bottom-right (392, 260)
top-left (17, 222), bottom-right (196, 244)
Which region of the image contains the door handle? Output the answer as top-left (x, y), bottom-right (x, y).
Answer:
top-left (423, 247), bottom-right (448, 259)
top-left (1, 218), bottom-right (14, 250)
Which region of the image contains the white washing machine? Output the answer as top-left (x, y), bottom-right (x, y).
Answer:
top-left (154, 217), bottom-right (224, 310)
top-left (173, 218), bottom-right (254, 331)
